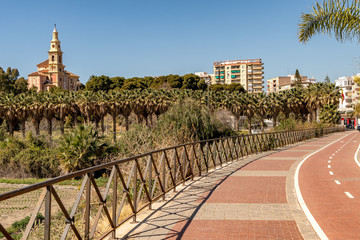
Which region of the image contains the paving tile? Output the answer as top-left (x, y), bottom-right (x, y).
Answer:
top-left (240, 159), bottom-right (296, 171)
top-left (204, 176), bottom-right (287, 203)
top-left (167, 220), bottom-right (303, 240)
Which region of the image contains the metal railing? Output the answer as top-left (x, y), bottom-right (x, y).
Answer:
top-left (0, 127), bottom-right (344, 239)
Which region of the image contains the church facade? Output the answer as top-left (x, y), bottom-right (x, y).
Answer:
top-left (28, 26), bottom-right (81, 91)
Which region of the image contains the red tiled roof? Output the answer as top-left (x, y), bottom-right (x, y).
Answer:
top-left (28, 71), bottom-right (41, 76)
top-left (65, 70), bottom-right (79, 78)
top-left (36, 59), bottom-right (49, 67)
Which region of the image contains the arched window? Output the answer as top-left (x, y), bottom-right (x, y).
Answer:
top-left (59, 56), bottom-right (61, 63)
top-left (52, 55), bottom-right (54, 61)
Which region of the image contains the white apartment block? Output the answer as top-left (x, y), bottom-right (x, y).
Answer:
top-left (267, 75), bottom-right (316, 93)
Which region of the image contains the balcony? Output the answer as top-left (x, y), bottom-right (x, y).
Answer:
top-left (253, 66), bottom-right (264, 70)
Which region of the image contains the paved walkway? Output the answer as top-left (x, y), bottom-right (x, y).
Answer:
top-left (114, 132), bottom-right (350, 240)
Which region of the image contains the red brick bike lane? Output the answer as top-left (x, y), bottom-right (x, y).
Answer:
top-left (298, 131), bottom-right (360, 240)
top-left (165, 133), bottom-right (347, 240)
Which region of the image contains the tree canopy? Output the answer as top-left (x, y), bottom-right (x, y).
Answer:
top-left (0, 67), bottom-right (28, 95)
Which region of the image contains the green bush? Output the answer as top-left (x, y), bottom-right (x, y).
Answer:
top-left (155, 100), bottom-right (234, 141)
top-left (0, 133), bottom-right (59, 178)
top-left (57, 124), bottom-right (111, 173)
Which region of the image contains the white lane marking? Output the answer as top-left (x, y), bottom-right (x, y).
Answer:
top-left (335, 151), bottom-right (338, 153)
top-left (345, 192), bottom-right (355, 198)
top-left (338, 149), bottom-right (341, 151)
top-left (328, 160), bottom-right (331, 163)
top-left (295, 132), bottom-right (353, 240)
top-left (329, 157), bottom-right (332, 159)
top-left (354, 144), bottom-right (360, 168)
top-left (354, 141), bottom-right (357, 143)
top-left (341, 141), bottom-right (344, 142)
top-left (328, 165), bottom-right (331, 168)
top-left (334, 180), bottom-right (341, 185)
top-left (332, 154), bottom-right (335, 156)
top-left (329, 171), bottom-right (334, 175)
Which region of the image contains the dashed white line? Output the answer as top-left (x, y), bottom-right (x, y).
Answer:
top-left (345, 192), bottom-right (355, 198)
top-left (334, 180), bottom-right (341, 185)
top-left (329, 157), bottom-right (332, 159)
top-left (329, 171), bottom-right (334, 175)
top-left (328, 165), bottom-right (331, 168)
top-left (328, 160), bottom-right (331, 163)
top-left (332, 154), bottom-right (335, 156)
top-left (295, 132), bottom-right (354, 240)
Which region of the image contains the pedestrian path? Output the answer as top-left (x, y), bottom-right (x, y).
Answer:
top-left (114, 132), bottom-right (348, 240)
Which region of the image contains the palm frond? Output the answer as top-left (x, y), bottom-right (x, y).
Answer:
top-left (299, 0), bottom-right (360, 43)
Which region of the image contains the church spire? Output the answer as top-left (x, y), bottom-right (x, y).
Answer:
top-left (52, 24), bottom-right (59, 42)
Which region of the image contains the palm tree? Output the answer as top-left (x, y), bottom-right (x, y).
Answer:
top-left (299, 0), bottom-right (360, 43)
top-left (54, 92), bottom-right (71, 134)
top-left (268, 93), bottom-right (282, 127)
top-left (29, 93), bottom-right (45, 136)
top-left (42, 93), bottom-right (57, 136)
top-left (0, 94), bottom-right (18, 136)
top-left (118, 90), bottom-right (133, 131)
top-left (15, 93), bottom-right (30, 137)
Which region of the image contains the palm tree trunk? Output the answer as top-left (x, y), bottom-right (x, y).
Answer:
top-left (273, 114), bottom-right (277, 127)
top-left (21, 120), bottom-right (26, 138)
top-left (125, 115), bottom-right (130, 131)
top-left (236, 116), bottom-right (240, 131)
top-left (73, 112), bottom-right (78, 126)
top-left (101, 117), bottom-right (105, 133)
top-left (136, 114), bottom-right (141, 124)
top-left (60, 119), bottom-right (65, 134)
top-left (33, 119), bottom-right (40, 136)
top-left (248, 117), bottom-right (252, 134)
top-left (46, 117), bottom-right (53, 136)
top-left (7, 121), bottom-right (15, 136)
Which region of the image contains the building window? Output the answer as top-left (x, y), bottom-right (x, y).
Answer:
top-left (59, 56), bottom-right (62, 63)
top-left (52, 55), bottom-right (54, 61)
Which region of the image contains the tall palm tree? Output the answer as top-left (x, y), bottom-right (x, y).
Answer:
top-left (299, 0), bottom-right (360, 43)
top-left (54, 92), bottom-right (71, 134)
top-left (0, 94), bottom-right (18, 136)
top-left (268, 93), bottom-right (282, 127)
top-left (42, 93), bottom-right (57, 137)
top-left (15, 93), bottom-right (30, 137)
top-left (29, 93), bottom-right (45, 136)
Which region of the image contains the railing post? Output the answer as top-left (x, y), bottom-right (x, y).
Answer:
top-left (133, 161), bottom-right (138, 223)
top-left (112, 166), bottom-right (117, 239)
top-left (173, 149), bottom-right (177, 192)
top-left (44, 186), bottom-right (52, 240)
top-left (85, 174), bottom-right (91, 240)
top-left (162, 152), bottom-right (166, 200)
top-left (148, 155), bottom-right (153, 209)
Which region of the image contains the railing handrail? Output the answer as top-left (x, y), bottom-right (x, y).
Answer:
top-left (0, 126), bottom-right (344, 240)
top-left (0, 127), bottom-right (339, 202)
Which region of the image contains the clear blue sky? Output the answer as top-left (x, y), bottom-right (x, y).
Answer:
top-left (1, 0), bottom-right (359, 86)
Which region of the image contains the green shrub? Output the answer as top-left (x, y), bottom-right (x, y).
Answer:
top-left (57, 124), bottom-right (111, 173)
top-left (155, 100), bottom-right (233, 141)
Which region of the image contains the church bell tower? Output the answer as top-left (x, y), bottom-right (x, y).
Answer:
top-left (48, 24), bottom-right (65, 87)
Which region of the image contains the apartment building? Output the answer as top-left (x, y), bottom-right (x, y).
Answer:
top-left (267, 75), bottom-right (316, 93)
top-left (335, 75), bottom-right (360, 126)
top-left (195, 72), bottom-right (213, 84)
top-left (212, 59), bottom-right (264, 93)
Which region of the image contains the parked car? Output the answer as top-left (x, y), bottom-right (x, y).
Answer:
top-left (357, 125), bottom-right (360, 131)
top-left (346, 124), bottom-right (355, 129)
